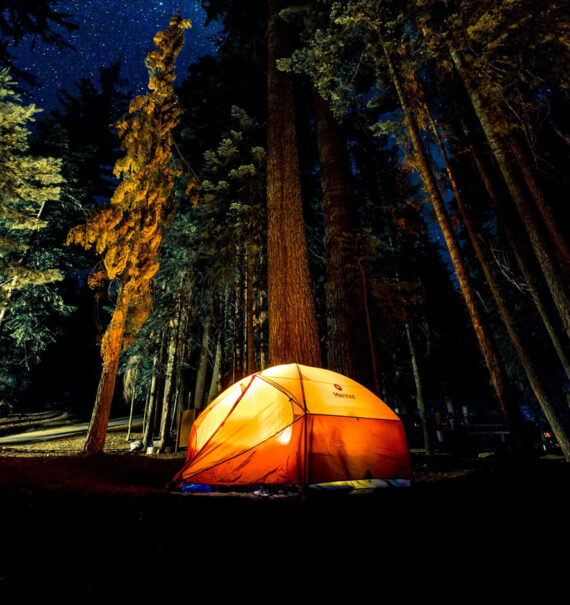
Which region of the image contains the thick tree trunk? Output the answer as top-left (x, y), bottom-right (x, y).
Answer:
top-left (266, 0), bottom-right (321, 367)
top-left (381, 41), bottom-right (526, 449)
top-left (405, 322), bottom-right (432, 455)
top-left (314, 89), bottom-right (354, 376)
top-left (467, 134), bottom-right (570, 383)
top-left (450, 47), bottom-right (570, 341)
top-left (430, 114), bottom-right (570, 461)
top-left (83, 287), bottom-right (128, 454)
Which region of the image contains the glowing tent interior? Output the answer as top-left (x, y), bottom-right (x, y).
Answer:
top-left (172, 364), bottom-right (411, 490)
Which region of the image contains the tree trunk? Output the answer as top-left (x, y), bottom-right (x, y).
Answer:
top-left (207, 334), bottom-right (222, 403)
top-left (266, 0), bottom-right (321, 367)
top-left (126, 393), bottom-right (135, 442)
top-left (314, 89), bottom-right (355, 376)
top-left (193, 306), bottom-right (213, 411)
top-left (509, 137), bottom-right (570, 277)
top-left (449, 47), bottom-right (570, 341)
top-left (157, 302), bottom-right (183, 452)
top-left (405, 322), bottom-right (432, 455)
top-left (142, 347), bottom-right (161, 449)
top-left (207, 287), bottom-right (228, 404)
top-left (157, 328), bottom-right (176, 451)
top-left (358, 260), bottom-right (381, 396)
top-left (381, 40), bottom-right (526, 450)
top-left (233, 254), bottom-right (243, 381)
top-left (246, 247), bottom-right (256, 374)
top-left (430, 113), bottom-right (570, 461)
top-left (83, 286), bottom-right (128, 454)
top-left (466, 132), bottom-right (570, 383)
top-left (258, 290), bottom-right (267, 371)
top-left (169, 306), bottom-right (188, 437)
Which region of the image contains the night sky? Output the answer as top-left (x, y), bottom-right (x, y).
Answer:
top-left (9, 0), bottom-right (220, 112)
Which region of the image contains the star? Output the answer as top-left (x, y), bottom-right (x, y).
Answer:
top-left (9, 0), bottom-right (220, 113)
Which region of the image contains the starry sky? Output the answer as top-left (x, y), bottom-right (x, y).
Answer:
top-left (10, 0), bottom-right (221, 112)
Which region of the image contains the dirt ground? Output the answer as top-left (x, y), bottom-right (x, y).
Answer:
top-left (0, 426), bottom-right (148, 456)
top-left (1, 433), bottom-right (569, 604)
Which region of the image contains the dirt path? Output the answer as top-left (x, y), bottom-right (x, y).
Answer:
top-left (0, 415), bottom-right (143, 446)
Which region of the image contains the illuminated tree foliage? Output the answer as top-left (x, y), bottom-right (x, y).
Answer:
top-left (0, 69), bottom-right (76, 401)
top-left (67, 15), bottom-right (193, 453)
top-left (0, 70), bottom-right (64, 301)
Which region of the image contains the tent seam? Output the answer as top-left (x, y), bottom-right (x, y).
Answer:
top-left (181, 416), bottom-right (305, 483)
top-left (182, 374), bottom-right (256, 473)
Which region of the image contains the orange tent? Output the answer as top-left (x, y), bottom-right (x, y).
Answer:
top-left (173, 364), bottom-right (411, 489)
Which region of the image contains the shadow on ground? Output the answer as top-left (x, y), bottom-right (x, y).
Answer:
top-left (1, 453), bottom-right (568, 604)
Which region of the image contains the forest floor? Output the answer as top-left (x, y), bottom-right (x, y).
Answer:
top-left (1, 430), bottom-right (569, 604)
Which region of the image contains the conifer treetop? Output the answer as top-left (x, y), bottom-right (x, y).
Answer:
top-left (67, 14), bottom-right (194, 351)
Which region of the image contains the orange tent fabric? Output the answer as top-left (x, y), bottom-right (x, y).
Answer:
top-left (173, 364), bottom-right (411, 487)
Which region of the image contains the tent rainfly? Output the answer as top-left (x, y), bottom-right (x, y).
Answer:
top-left (172, 364), bottom-right (411, 490)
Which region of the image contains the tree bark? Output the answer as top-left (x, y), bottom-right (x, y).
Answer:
top-left (430, 114), bottom-right (570, 461)
top-left (314, 89), bottom-right (354, 376)
top-left (381, 40), bottom-right (526, 450)
top-left (83, 286), bottom-right (128, 454)
top-left (450, 47), bottom-right (570, 341)
top-left (405, 322), bottom-right (432, 455)
top-left (266, 0), bottom-right (321, 367)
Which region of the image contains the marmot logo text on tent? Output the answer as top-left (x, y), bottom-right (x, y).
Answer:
top-left (332, 392), bottom-right (356, 399)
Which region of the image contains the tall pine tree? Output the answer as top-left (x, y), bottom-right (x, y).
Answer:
top-left (67, 15), bottom-right (192, 453)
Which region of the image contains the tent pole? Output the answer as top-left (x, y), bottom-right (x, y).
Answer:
top-left (301, 415), bottom-right (308, 501)
top-left (297, 364), bottom-right (309, 500)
